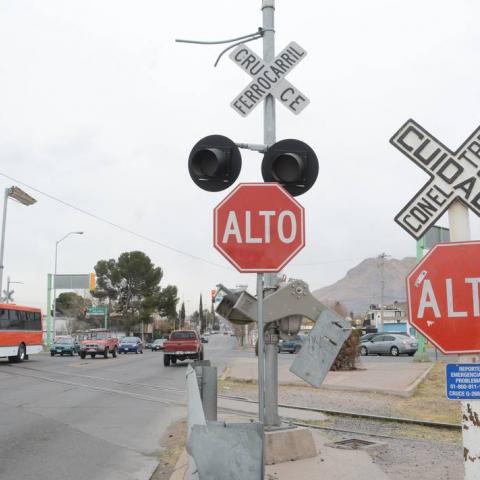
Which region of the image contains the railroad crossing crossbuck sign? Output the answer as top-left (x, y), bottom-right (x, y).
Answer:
top-left (391, 119), bottom-right (480, 239)
top-left (230, 41), bottom-right (309, 117)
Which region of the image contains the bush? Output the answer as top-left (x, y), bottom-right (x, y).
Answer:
top-left (330, 329), bottom-right (360, 371)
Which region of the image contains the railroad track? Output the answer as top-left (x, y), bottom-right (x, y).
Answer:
top-left (4, 363), bottom-right (461, 433)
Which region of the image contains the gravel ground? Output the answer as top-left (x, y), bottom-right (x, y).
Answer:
top-left (297, 415), bottom-right (463, 480)
top-left (320, 424), bottom-right (463, 480)
top-left (220, 382), bottom-right (464, 480)
top-left (221, 381), bottom-right (409, 417)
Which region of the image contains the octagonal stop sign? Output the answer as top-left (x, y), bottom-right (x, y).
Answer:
top-left (214, 183), bottom-right (305, 272)
top-left (407, 241), bottom-right (480, 354)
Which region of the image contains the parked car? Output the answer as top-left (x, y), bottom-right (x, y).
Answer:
top-left (50, 337), bottom-right (77, 356)
top-left (118, 336), bottom-right (144, 354)
top-left (200, 335), bottom-right (209, 343)
top-left (163, 330), bottom-right (204, 366)
top-left (79, 329), bottom-right (118, 359)
top-left (278, 335), bottom-right (304, 354)
top-left (359, 334), bottom-right (418, 356)
top-left (151, 338), bottom-right (166, 351)
top-left (359, 333), bottom-right (379, 343)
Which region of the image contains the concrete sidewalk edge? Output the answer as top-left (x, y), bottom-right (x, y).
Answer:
top-left (404, 362), bottom-right (435, 397)
top-left (222, 360), bottom-right (435, 397)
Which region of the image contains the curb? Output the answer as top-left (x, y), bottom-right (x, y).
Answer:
top-left (404, 362), bottom-right (435, 397)
top-left (223, 362), bottom-right (435, 398)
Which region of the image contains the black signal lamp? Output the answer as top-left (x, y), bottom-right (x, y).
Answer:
top-left (188, 135), bottom-right (242, 192)
top-left (262, 139), bottom-right (318, 196)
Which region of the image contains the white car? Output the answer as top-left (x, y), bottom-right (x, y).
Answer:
top-left (151, 338), bottom-right (166, 351)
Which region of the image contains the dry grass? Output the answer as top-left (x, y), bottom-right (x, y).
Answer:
top-left (150, 419), bottom-right (187, 480)
top-left (390, 362), bottom-right (461, 425)
top-left (220, 362), bottom-right (462, 426)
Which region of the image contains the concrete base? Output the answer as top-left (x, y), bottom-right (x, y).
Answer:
top-left (264, 426), bottom-right (317, 465)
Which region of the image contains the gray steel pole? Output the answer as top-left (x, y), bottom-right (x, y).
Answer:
top-left (53, 240), bottom-right (59, 339)
top-left (262, 0), bottom-right (281, 428)
top-left (257, 273), bottom-right (265, 425)
top-left (0, 188), bottom-right (11, 300)
top-left (262, 0), bottom-right (275, 149)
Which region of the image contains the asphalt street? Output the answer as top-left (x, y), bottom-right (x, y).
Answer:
top-left (0, 334), bottom-right (236, 480)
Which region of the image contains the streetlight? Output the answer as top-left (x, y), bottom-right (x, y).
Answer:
top-left (0, 186), bottom-right (37, 296)
top-left (53, 231), bottom-right (84, 338)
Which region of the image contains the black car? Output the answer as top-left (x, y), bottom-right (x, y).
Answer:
top-left (278, 335), bottom-right (304, 354)
top-left (50, 338), bottom-right (77, 356)
top-left (118, 337), bottom-right (144, 354)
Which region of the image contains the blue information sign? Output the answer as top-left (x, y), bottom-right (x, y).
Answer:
top-left (446, 364), bottom-right (480, 400)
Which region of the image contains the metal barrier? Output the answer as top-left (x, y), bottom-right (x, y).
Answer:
top-left (186, 365), bottom-right (205, 480)
top-left (185, 364), bottom-right (263, 480)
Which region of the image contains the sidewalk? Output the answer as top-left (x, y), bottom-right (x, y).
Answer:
top-left (223, 356), bottom-right (433, 397)
top-left (169, 413), bottom-right (391, 480)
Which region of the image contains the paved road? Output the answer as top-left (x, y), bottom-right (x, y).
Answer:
top-left (0, 334), bottom-right (236, 480)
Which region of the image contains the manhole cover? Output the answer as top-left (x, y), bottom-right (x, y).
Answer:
top-left (326, 438), bottom-right (384, 451)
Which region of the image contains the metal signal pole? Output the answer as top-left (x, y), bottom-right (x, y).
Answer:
top-left (261, 0), bottom-right (281, 429)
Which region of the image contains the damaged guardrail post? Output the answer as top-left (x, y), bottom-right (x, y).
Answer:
top-left (186, 365), bottom-right (263, 479)
top-left (194, 361), bottom-right (218, 421)
top-left (186, 365), bottom-right (206, 479)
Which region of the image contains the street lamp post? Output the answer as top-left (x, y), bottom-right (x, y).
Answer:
top-left (53, 231), bottom-right (84, 339)
top-left (0, 186), bottom-right (36, 297)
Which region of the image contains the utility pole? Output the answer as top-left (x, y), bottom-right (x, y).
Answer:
top-left (378, 252), bottom-right (390, 332)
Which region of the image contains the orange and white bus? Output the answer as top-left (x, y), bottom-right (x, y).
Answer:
top-left (0, 304), bottom-right (43, 362)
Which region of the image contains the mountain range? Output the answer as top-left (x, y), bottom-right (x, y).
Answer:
top-left (312, 256), bottom-right (417, 315)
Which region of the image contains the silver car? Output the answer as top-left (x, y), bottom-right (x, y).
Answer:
top-left (359, 334), bottom-right (418, 357)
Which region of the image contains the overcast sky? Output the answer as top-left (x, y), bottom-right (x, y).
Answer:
top-left (1, 0), bottom-right (480, 315)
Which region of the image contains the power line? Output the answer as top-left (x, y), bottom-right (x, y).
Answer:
top-left (0, 171), bottom-right (232, 271)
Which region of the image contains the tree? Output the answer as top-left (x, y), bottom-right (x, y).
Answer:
top-left (199, 294), bottom-right (205, 333)
top-left (157, 285), bottom-right (179, 319)
top-left (324, 300), bottom-right (348, 318)
top-left (191, 310), bottom-right (200, 328)
top-left (56, 292), bottom-right (91, 318)
top-left (180, 302), bottom-right (186, 328)
top-left (93, 251), bottom-right (163, 333)
top-left (203, 309), bottom-right (213, 330)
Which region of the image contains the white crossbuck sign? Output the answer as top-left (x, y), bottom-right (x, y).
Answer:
top-left (229, 41), bottom-right (309, 117)
top-left (391, 119), bottom-right (480, 240)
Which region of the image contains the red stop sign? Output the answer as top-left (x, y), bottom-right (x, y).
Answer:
top-left (407, 241), bottom-right (480, 354)
top-left (214, 183), bottom-right (305, 272)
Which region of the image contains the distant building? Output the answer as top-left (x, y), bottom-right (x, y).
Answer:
top-left (364, 303), bottom-right (413, 334)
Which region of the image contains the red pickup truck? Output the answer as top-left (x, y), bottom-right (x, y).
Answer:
top-left (79, 329), bottom-right (118, 359)
top-left (163, 330), bottom-right (204, 366)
